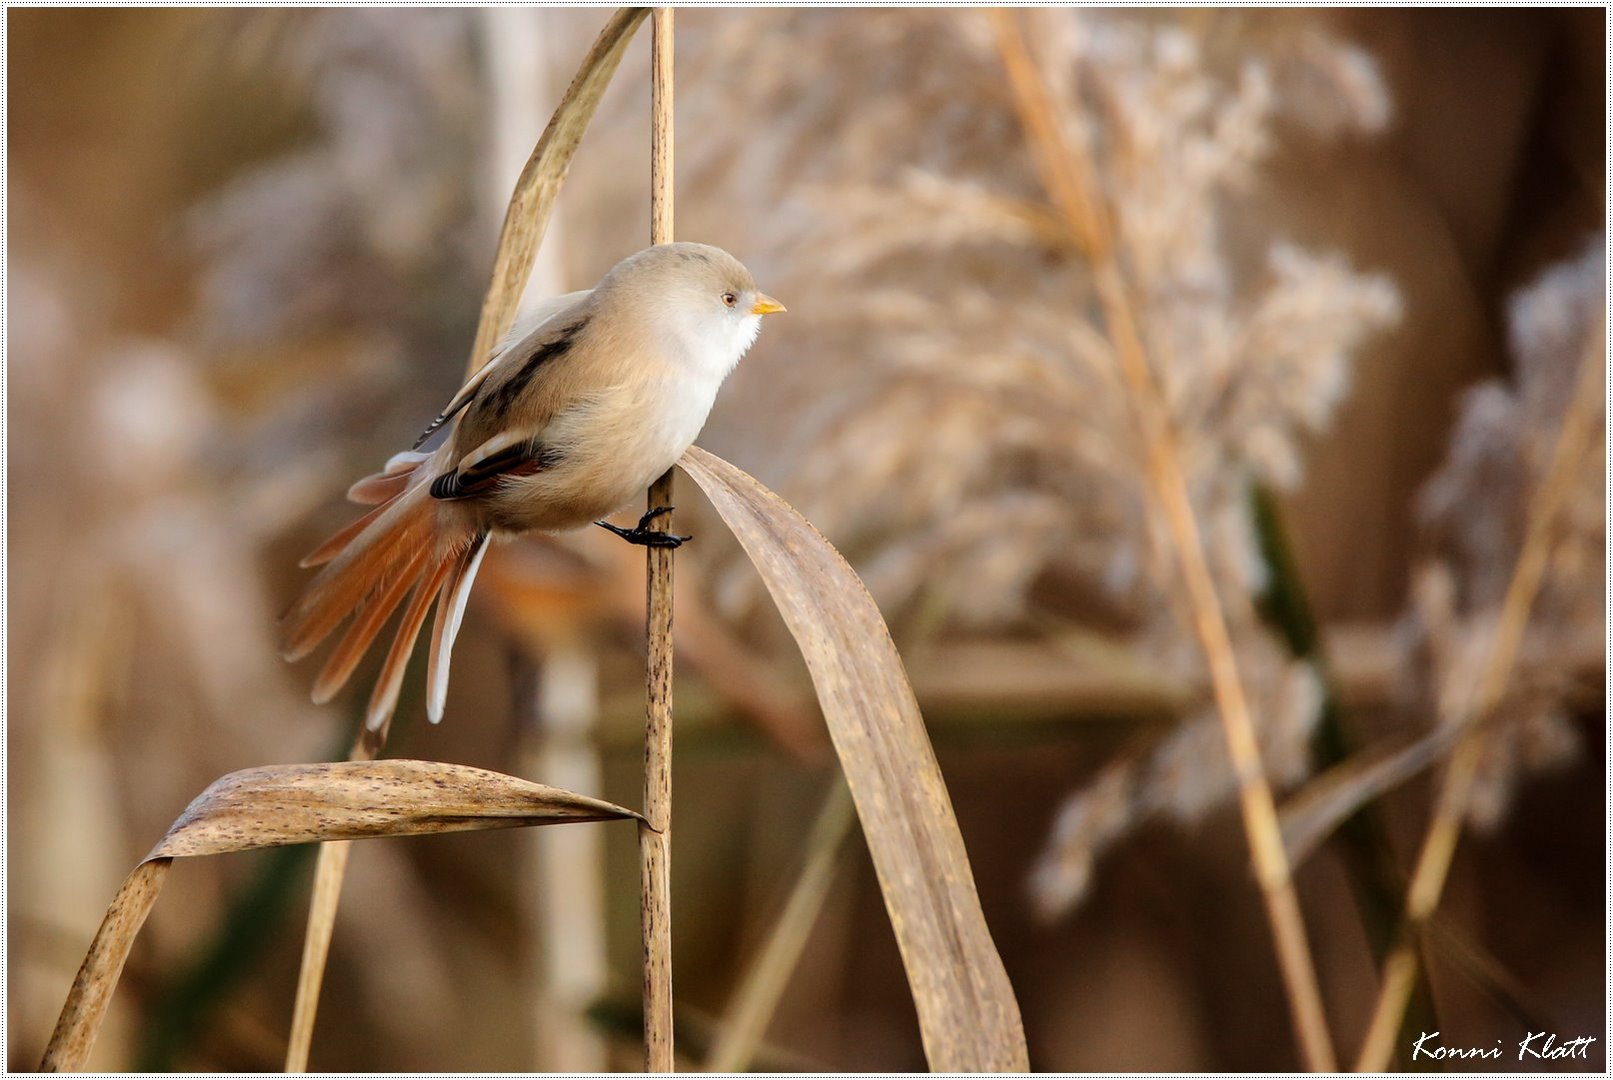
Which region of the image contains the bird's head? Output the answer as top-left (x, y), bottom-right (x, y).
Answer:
top-left (603, 242), bottom-right (785, 377)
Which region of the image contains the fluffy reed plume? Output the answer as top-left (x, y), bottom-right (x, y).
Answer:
top-left (10, 15), bottom-right (504, 1065)
top-left (552, 12), bottom-right (1395, 628)
top-left (185, 11), bottom-right (487, 401)
top-left (541, 9), bottom-right (1403, 919)
top-left (1032, 641), bottom-right (1326, 917)
top-left (10, 186), bottom-right (334, 787)
top-left (1399, 236), bottom-right (1605, 829)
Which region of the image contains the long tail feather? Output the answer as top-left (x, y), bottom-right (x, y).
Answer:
top-left (299, 500), bottom-right (390, 569)
top-left (365, 555), bottom-right (455, 733)
top-left (285, 447), bottom-right (482, 729)
top-left (425, 555), bottom-right (464, 722)
top-left (281, 488), bottom-right (438, 662)
top-left (309, 541), bottom-right (431, 704)
top-left (426, 532), bottom-right (490, 724)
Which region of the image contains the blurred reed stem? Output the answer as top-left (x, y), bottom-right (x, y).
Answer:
top-left (1251, 485), bottom-right (1438, 1066)
top-left (1355, 330), bottom-right (1605, 1071)
top-left (707, 778), bottom-right (854, 1071)
top-left (990, 11), bottom-right (1336, 1069)
top-left (286, 702), bottom-right (393, 1071)
top-left (284, 840), bottom-right (352, 1071)
top-left (640, 7), bottom-right (677, 1071)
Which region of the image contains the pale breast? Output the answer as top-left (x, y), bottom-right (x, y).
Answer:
top-left (479, 373), bottom-right (720, 534)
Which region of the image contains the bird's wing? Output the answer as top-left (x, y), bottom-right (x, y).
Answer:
top-left (429, 428), bottom-right (555, 500)
top-left (412, 289), bottom-right (594, 449)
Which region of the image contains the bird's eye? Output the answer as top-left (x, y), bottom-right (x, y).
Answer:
top-left (721, 291), bottom-right (738, 307)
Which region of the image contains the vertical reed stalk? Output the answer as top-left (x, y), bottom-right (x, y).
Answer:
top-left (1354, 339), bottom-right (1604, 1071)
top-left (285, 734), bottom-right (375, 1072)
top-left (707, 780), bottom-right (854, 1071)
top-left (991, 11), bottom-right (1337, 1070)
top-left (283, 9), bottom-right (649, 1070)
top-left (641, 8), bottom-right (677, 1071)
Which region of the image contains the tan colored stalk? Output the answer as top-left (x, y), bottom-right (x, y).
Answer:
top-left (523, 645), bottom-right (611, 1069)
top-left (283, 11), bottom-right (650, 1069)
top-left (1355, 339), bottom-right (1604, 1071)
top-left (706, 780), bottom-right (855, 1072)
top-left (285, 734), bottom-right (372, 1072)
top-left (641, 8), bottom-right (677, 1072)
top-left (990, 12), bottom-right (1336, 1070)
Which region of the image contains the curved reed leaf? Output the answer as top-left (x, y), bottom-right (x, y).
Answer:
top-left (40, 761), bottom-right (639, 1071)
top-left (41, 860), bottom-right (172, 1072)
top-left (678, 445), bottom-right (1029, 1071)
top-left (465, 6), bottom-right (649, 375)
top-left (151, 760), bottom-right (641, 857)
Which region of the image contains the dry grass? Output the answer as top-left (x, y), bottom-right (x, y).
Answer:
top-left (706, 779), bottom-right (854, 1071)
top-left (12, 9), bottom-right (1601, 1072)
top-left (990, 10), bottom-right (1335, 1068)
top-left (39, 8), bottom-right (1029, 1071)
top-left (1356, 298), bottom-right (1606, 1068)
top-left (41, 761), bottom-right (643, 1070)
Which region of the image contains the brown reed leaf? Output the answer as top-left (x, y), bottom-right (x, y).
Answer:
top-left (40, 860), bottom-right (172, 1073)
top-left (41, 760), bottom-right (640, 1071)
top-left (151, 759), bottom-right (642, 856)
top-left (678, 444), bottom-right (1029, 1072)
top-left (465, 5), bottom-right (649, 377)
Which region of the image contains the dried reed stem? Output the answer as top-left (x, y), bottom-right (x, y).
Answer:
top-left (991, 12), bottom-right (1337, 1070)
top-left (285, 734), bottom-right (375, 1072)
top-left (641, 8), bottom-right (677, 1072)
top-left (284, 838), bottom-right (354, 1071)
top-left (520, 645), bottom-right (611, 1069)
top-left (1355, 336), bottom-right (1604, 1071)
top-left (707, 780), bottom-right (854, 1071)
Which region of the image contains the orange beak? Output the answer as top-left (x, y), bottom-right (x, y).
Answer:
top-left (750, 293), bottom-right (787, 316)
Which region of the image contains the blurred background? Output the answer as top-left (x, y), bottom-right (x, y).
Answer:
top-left (6, 8), bottom-right (1605, 1071)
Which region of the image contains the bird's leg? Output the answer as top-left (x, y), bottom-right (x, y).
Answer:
top-left (595, 506), bottom-right (692, 549)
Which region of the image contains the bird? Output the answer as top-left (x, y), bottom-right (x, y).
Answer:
top-left (281, 242), bottom-right (785, 735)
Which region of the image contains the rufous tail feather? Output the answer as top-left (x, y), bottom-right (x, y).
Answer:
top-left (283, 461), bottom-right (482, 734)
top-left (365, 555), bottom-right (455, 734)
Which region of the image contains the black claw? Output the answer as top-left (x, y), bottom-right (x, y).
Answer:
top-left (637, 506), bottom-right (676, 531)
top-left (595, 518), bottom-right (692, 549)
top-left (642, 531), bottom-right (692, 549)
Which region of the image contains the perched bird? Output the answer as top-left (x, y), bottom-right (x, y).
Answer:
top-left (282, 242), bottom-right (785, 733)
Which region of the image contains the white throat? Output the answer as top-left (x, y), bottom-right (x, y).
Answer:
top-left (679, 310), bottom-right (761, 382)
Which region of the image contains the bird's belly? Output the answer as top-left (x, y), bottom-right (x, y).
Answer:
top-left (483, 376), bottom-right (717, 534)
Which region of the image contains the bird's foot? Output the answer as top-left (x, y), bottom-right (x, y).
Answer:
top-left (595, 506), bottom-right (691, 549)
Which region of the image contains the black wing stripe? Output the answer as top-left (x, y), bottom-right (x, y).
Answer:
top-left (485, 317), bottom-right (588, 419)
top-left (412, 316), bottom-right (591, 449)
top-left (430, 439), bottom-right (556, 501)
